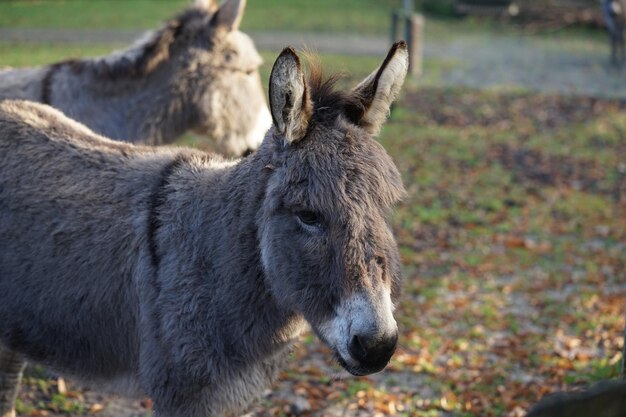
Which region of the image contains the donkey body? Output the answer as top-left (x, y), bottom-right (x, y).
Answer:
top-left (602, 0), bottom-right (626, 66)
top-left (0, 0), bottom-right (271, 157)
top-left (0, 43), bottom-right (408, 417)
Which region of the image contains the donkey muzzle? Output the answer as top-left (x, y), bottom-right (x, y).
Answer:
top-left (347, 329), bottom-right (398, 374)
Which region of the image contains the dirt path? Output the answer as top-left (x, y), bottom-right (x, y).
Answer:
top-left (424, 34), bottom-right (626, 99)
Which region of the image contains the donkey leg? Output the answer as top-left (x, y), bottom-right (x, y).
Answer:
top-left (0, 348), bottom-right (26, 417)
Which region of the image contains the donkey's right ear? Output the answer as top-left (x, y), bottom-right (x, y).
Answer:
top-left (346, 41), bottom-right (408, 135)
top-left (269, 47), bottom-right (313, 145)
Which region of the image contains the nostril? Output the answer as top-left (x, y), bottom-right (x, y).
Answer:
top-left (348, 331), bottom-right (398, 370)
top-left (349, 335), bottom-right (368, 362)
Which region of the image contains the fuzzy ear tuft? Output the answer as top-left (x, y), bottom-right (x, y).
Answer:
top-left (211, 0), bottom-right (246, 32)
top-left (268, 47), bottom-right (313, 145)
top-left (194, 0), bottom-right (218, 13)
top-left (347, 41), bottom-right (408, 135)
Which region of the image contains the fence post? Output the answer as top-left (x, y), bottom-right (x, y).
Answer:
top-left (619, 314), bottom-right (626, 381)
top-left (390, 2), bottom-right (424, 78)
top-left (407, 13), bottom-right (424, 77)
top-left (390, 9), bottom-right (402, 42)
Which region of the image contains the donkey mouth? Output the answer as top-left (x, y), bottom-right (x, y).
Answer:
top-left (334, 351), bottom-right (389, 377)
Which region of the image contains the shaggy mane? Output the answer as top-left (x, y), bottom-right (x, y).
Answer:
top-left (305, 56), bottom-right (367, 125)
top-left (57, 7), bottom-right (210, 79)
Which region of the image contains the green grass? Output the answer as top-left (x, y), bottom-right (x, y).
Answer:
top-left (0, 0), bottom-right (189, 30)
top-left (0, 0), bottom-right (398, 34)
top-left (372, 84), bottom-right (625, 416)
top-left (0, 42), bottom-right (124, 67)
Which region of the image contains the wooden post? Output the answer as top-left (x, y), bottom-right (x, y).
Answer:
top-left (390, 10), bottom-right (401, 43)
top-left (619, 314), bottom-right (626, 381)
top-left (403, 0), bottom-right (413, 41)
top-left (407, 14), bottom-right (424, 77)
top-left (389, 0), bottom-right (423, 77)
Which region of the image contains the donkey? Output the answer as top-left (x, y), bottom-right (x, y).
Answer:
top-left (602, 0), bottom-right (626, 67)
top-left (0, 42), bottom-right (409, 417)
top-left (0, 0), bottom-right (271, 157)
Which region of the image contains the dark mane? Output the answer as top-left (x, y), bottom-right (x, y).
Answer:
top-left (54, 7), bottom-right (210, 79)
top-left (306, 58), bottom-right (367, 125)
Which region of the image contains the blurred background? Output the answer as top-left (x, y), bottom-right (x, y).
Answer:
top-left (1, 1), bottom-right (625, 416)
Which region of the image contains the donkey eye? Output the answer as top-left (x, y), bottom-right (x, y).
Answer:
top-left (295, 210), bottom-right (323, 230)
top-left (224, 50), bottom-right (238, 63)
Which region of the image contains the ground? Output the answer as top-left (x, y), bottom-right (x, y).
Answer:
top-left (1, 2), bottom-right (625, 416)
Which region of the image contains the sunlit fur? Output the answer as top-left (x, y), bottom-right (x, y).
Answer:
top-left (0, 0), bottom-right (270, 156)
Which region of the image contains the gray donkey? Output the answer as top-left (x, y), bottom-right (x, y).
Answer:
top-left (0, 0), bottom-right (271, 157)
top-left (0, 42), bottom-right (409, 417)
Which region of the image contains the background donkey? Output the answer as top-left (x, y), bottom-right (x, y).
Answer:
top-left (0, 42), bottom-right (408, 417)
top-left (0, 0), bottom-right (271, 157)
top-left (602, 0), bottom-right (626, 66)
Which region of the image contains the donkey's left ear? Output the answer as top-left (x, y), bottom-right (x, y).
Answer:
top-left (211, 0), bottom-right (246, 32)
top-left (269, 47), bottom-right (313, 145)
top-left (347, 41), bottom-right (408, 135)
top-left (194, 0), bottom-right (218, 13)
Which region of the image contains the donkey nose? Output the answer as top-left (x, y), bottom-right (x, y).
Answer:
top-left (348, 330), bottom-right (398, 372)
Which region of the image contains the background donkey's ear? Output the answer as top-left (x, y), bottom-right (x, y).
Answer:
top-left (347, 41), bottom-right (408, 135)
top-left (194, 0), bottom-right (218, 13)
top-left (269, 47), bottom-right (313, 145)
top-left (211, 0), bottom-right (246, 32)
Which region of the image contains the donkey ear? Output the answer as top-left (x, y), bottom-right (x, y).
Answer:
top-left (269, 47), bottom-right (313, 145)
top-left (211, 0), bottom-right (246, 32)
top-left (347, 41), bottom-right (408, 135)
top-left (194, 0), bottom-right (218, 13)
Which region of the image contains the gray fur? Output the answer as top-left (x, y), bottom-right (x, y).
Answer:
top-left (0, 43), bottom-right (408, 417)
top-left (0, 0), bottom-right (271, 157)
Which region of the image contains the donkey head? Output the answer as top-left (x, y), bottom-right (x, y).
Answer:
top-left (171, 0), bottom-right (271, 156)
top-left (257, 43), bottom-right (408, 375)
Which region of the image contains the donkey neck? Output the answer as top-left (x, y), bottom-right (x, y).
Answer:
top-left (213, 153), bottom-right (307, 349)
top-left (152, 150), bottom-right (305, 367)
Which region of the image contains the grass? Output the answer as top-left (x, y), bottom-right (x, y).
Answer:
top-left (0, 42), bottom-right (123, 68)
top-left (377, 86), bottom-right (625, 415)
top-left (0, 0), bottom-right (189, 30)
top-left (0, 0), bottom-right (397, 34)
